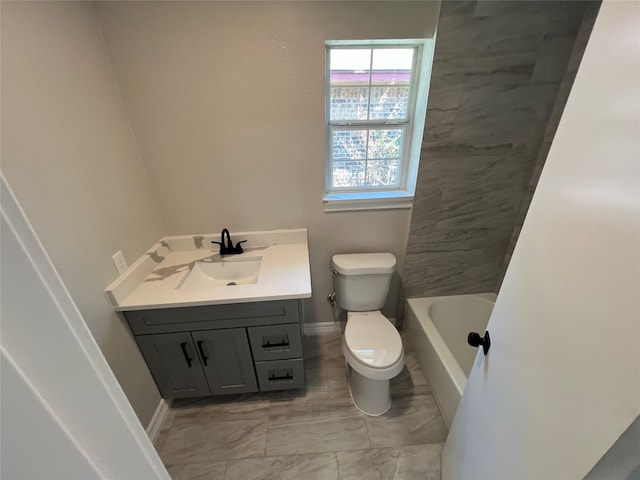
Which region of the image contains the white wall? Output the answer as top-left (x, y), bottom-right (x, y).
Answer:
top-left (1, 2), bottom-right (166, 425)
top-left (94, 1), bottom-right (441, 323)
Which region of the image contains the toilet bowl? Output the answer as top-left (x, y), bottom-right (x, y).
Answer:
top-left (342, 311), bottom-right (404, 415)
top-left (331, 253), bottom-right (405, 416)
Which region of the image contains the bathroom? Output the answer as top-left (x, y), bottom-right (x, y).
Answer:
top-left (1, 1), bottom-right (638, 479)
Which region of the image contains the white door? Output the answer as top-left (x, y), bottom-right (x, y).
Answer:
top-left (443, 2), bottom-right (640, 479)
top-left (1, 174), bottom-right (170, 479)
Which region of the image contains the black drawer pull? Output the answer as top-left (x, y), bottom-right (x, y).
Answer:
top-left (196, 340), bottom-right (208, 366)
top-left (262, 340), bottom-right (290, 349)
top-left (268, 373), bottom-right (293, 381)
top-left (180, 342), bottom-right (193, 368)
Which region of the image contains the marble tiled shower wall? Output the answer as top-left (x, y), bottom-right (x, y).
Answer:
top-left (400, 0), bottom-right (600, 312)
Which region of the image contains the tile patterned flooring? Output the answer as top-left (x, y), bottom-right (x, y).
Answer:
top-left (154, 334), bottom-right (447, 479)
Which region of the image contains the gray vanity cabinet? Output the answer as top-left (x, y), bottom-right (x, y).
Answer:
top-left (125, 299), bottom-right (305, 400)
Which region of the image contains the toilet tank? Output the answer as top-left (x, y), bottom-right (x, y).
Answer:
top-left (331, 253), bottom-right (396, 311)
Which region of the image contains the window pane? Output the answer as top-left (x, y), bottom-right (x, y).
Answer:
top-left (332, 130), bottom-right (367, 161)
top-left (330, 49), bottom-right (371, 85)
top-left (367, 128), bottom-right (403, 160)
top-left (330, 87), bottom-right (369, 121)
top-left (332, 160), bottom-right (365, 188)
top-left (366, 160), bottom-right (400, 187)
top-left (332, 129), bottom-right (367, 188)
top-left (371, 48), bottom-right (414, 85)
top-left (369, 86), bottom-right (410, 120)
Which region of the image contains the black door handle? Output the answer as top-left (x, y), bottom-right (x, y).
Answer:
top-left (468, 331), bottom-right (491, 355)
top-left (196, 340), bottom-right (208, 366)
top-left (180, 342), bottom-right (193, 367)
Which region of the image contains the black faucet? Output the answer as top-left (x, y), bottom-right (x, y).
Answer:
top-left (212, 228), bottom-right (246, 255)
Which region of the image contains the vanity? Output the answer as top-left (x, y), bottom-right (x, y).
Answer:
top-left (105, 229), bottom-right (312, 400)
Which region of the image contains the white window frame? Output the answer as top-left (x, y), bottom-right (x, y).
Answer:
top-left (323, 39), bottom-right (434, 212)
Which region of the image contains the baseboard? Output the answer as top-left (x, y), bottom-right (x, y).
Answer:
top-left (146, 398), bottom-right (171, 442)
top-left (303, 321), bottom-right (342, 336)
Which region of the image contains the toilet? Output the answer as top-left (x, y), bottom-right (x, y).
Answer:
top-left (331, 253), bottom-right (404, 416)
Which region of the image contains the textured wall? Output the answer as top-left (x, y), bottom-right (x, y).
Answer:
top-left (1, 2), bottom-right (166, 425)
top-left (94, 1), bottom-right (441, 324)
top-left (401, 0), bottom-right (598, 312)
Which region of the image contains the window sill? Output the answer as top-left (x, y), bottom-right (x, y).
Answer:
top-left (322, 192), bottom-right (414, 212)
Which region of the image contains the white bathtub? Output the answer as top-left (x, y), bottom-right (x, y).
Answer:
top-left (405, 293), bottom-right (495, 429)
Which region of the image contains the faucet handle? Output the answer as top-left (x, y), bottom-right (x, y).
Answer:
top-left (234, 240), bottom-right (247, 253)
top-left (211, 240), bottom-right (227, 255)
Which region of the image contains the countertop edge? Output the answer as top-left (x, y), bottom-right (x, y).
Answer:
top-left (114, 291), bottom-right (312, 312)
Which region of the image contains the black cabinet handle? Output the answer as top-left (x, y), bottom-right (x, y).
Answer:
top-left (268, 373), bottom-right (293, 381)
top-left (196, 340), bottom-right (208, 366)
top-left (468, 331), bottom-right (491, 355)
top-left (262, 340), bottom-right (290, 349)
top-left (180, 342), bottom-right (193, 367)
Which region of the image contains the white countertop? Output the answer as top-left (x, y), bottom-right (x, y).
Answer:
top-left (105, 229), bottom-right (312, 311)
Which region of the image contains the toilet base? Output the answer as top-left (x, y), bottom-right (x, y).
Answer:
top-left (346, 363), bottom-right (391, 416)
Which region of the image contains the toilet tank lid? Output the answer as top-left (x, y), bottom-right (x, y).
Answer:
top-left (331, 253), bottom-right (396, 275)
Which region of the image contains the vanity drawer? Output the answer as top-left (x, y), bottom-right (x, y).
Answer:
top-left (254, 358), bottom-right (305, 392)
top-left (124, 299), bottom-right (300, 334)
top-left (247, 323), bottom-right (302, 361)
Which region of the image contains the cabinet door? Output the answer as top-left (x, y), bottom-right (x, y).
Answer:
top-left (192, 328), bottom-right (258, 395)
top-left (136, 332), bottom-right (210, 399)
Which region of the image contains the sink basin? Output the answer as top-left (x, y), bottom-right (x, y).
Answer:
top-left (178, 257), bottom-right (263, 289)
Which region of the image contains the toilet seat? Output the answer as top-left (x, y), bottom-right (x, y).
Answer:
top-left (343, 311), bottom-right (404, 380)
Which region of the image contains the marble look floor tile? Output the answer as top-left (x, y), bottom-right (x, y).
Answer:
top-left (268, 397), bottom-right (361, 426)
top-left (392, 444), bottom-right (443, 480)
top-left (268, 386), bottom-right (330, 403)
top-left (225, 452), bottom-right (338, 480)
top-left (404, 353), bottom-right (428, 386)
top-left (266, 416), bottom-right (369, 456)
top-left (365, 396), bottom-right (448, 448)
top-left (305, 357), bottom-right (329, 392)
top-left (267, 398), bottom-right (368, 455)
top-left (389, 353), bottom-right (431, 399)
top-left (160, 418), bottom-right (268, 464)
top-left (325, 355), bottom-right (345, 368)
top-left (153, 408), bottom-right (177, 452)
top-left (325, 356), bottom-right (349, 399)
top-left (391, 384), bottom-right (431, 400)
top-left (337, 444), bottom-right (443, 480)
top-left (172, 398), bottom-right (270, 421)
top-left (166, 461), bottom-right (227, 480)
top-left (304, 335), bottom-right (343, 361)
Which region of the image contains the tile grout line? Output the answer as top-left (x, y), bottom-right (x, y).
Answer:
top-left (263, 397), bottom-right (271, 458)
top-left (363, 412), bottom-right (373, 450)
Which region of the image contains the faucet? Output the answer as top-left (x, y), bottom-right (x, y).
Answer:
top-left (212, 228), bottom-right (247, 255)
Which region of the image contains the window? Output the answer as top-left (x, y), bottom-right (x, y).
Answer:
top-left (324, 40), bottom-right (433, 212)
